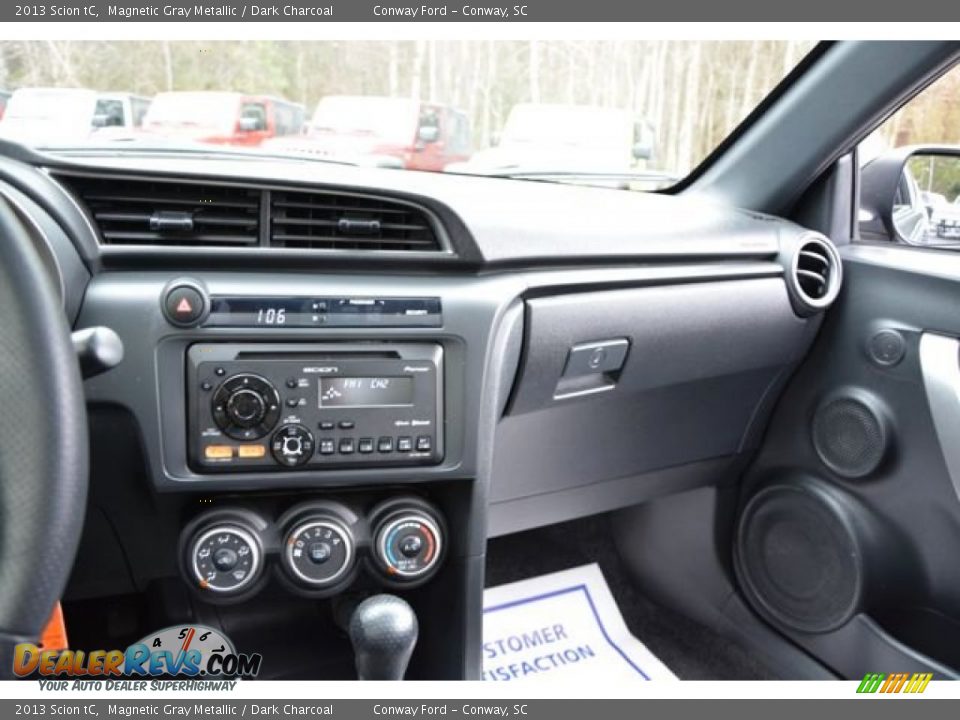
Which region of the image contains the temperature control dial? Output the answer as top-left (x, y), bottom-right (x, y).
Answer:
top-left (212, 373), bottom-right (280, 440)
top-left (283, 518), bottom-right (354, 587)
top-left (374, 511), bottom-right (443, 581)
top-left (271, 424), bottom-right (315, 467)
top-left (189, 525), bottom-right (262, 595)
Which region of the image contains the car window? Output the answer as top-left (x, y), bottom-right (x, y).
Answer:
top-left (240, 102), bottom-right (267, 131)
top-left (93, 98), bottom-right (124, 127)
top-left (0, 40), bottom-right (815, 190)
top-left (858, 62), bottom-right (960, 248)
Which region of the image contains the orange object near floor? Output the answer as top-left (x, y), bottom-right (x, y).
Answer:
top-left (39, 602), bottom-right (68, 651)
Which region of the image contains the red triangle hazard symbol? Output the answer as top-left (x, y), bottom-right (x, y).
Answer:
top-left (176, 297), bottom-right (193, 314)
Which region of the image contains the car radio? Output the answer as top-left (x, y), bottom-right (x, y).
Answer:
top-left (187, 343), bottom-right (443, 472)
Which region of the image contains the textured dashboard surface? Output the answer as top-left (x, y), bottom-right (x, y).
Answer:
top-left (38, 153), bottom-right (785, 265)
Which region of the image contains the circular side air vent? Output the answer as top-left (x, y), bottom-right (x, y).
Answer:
top-left (788, 234), bottom-right (843, 315)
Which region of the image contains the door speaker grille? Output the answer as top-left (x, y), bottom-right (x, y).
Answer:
top-left (812, 395), bottom-right (887, 479)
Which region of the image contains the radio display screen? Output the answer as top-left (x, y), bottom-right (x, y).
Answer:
top-left (206, 296), bottom-right (441, 328)
top-left (318, 377), bottom-right (414, 408)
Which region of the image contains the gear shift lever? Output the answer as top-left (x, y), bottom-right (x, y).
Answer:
top-left (348, 594), bottom-right (418, 680)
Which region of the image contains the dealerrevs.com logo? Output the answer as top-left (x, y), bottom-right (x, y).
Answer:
top-left (14, 624), bottom-right (261, 686)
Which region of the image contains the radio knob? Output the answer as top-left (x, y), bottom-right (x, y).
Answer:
top-left (271, 424), bottom-right (315, 468)
top-left (211, 373), bottom-right (281, 441)
top-left (226, 388), bottom-right (266, 427)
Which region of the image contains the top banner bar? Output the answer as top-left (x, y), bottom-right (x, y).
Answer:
top-left (5, 0), bottom-right (960, 22)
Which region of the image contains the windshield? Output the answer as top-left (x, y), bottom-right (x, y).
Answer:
top-left (0, 40), bottom-right (815, 189)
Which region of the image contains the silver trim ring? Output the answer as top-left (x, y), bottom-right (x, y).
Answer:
top-left (789, 233), bottom-right (843, 311)
top-left (376, 512), bottom-right (443, 579)
top-left (284, 518), bottom-right (354, 586)
top-left (190, 525), bottom-right (262, 594)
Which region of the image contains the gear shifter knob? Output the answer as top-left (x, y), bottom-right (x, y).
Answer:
top-left (348, 594), bottom-right (418, 680)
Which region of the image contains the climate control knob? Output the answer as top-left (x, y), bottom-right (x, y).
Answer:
top-left (212, 373), bottom-right (280, 440)
top-left (188, 524), bottom-right (262, 595)
top-left (283, 518), bottom-right (355, 588)
top-left (271, 424), bottom-right (315, 468)
top-left (373, 510), bottom-right (443, 581)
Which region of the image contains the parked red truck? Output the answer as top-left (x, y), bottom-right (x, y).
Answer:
top-left (141, 91), bottom-right (305, 147)
top-left (264, 95), bottom-right (472, 170)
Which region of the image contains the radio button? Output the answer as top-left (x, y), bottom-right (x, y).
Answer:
top-left (338, 420), bottom-right (355, 430)
top-left (338, 438), bottom-right (355, 455)
top-left (204, 445), bottom-right (233, 460)
top-left (397, 436), bottom-right (413, 452)
top-left (377, 437), bottom-right (394, 453)
top-left (271, 425), bottom-right (314, 467)
top-left (416, 435), bottom-right (432, 452)
top-left (318, 421), bottom-right (335, 431)
top-left (358, 438), bottom-right (375, 454)
top-left (237, 444), bottom-right (266, 459)
top-left (318, 438), bottom-right (335, 455)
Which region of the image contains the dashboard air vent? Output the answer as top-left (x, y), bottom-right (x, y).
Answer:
top-left (270, 189), bottom-right (441, 252)
top-left (788, 234), bottom-right (842, 314)
top-left (62, 175), bottom-right (261, 247)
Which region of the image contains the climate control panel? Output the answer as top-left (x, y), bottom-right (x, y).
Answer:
top-left (187, 342), bottom-right (443, 473)
top-left (180, 497), bottom-right (445, 602)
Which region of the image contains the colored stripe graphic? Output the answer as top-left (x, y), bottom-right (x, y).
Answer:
top-left (857, 672), bottom-right (932, 694)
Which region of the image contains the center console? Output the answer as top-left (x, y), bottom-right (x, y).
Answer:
top-left (74, 271), bottom-right (524, 680)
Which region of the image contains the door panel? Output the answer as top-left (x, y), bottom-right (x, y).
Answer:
top-left (733, 243), bottom-right (960, 678)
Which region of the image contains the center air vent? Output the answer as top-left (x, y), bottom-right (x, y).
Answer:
top-left (61, 175), bottom-right (260, 247)
top-left (270, 189), bottom-right (442, 252)
top-left (788, 234), bottom-right (842, 315)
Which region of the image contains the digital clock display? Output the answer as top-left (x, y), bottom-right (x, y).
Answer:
top-left (255, 306), bottom-right (289, 325)
top-left (206, 296), bottom-right (442, 328)
top-left (318, 377), bottom-right (414, 408)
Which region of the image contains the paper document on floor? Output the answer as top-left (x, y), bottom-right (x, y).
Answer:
top-left (482, 563), bottom-right (677, 682)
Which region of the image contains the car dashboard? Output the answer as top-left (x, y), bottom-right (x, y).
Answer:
top-left (0, 146), bottom-right (840, 679)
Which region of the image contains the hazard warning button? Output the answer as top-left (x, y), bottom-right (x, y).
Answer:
top-left (163, 284), bottom-right (206, 327)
